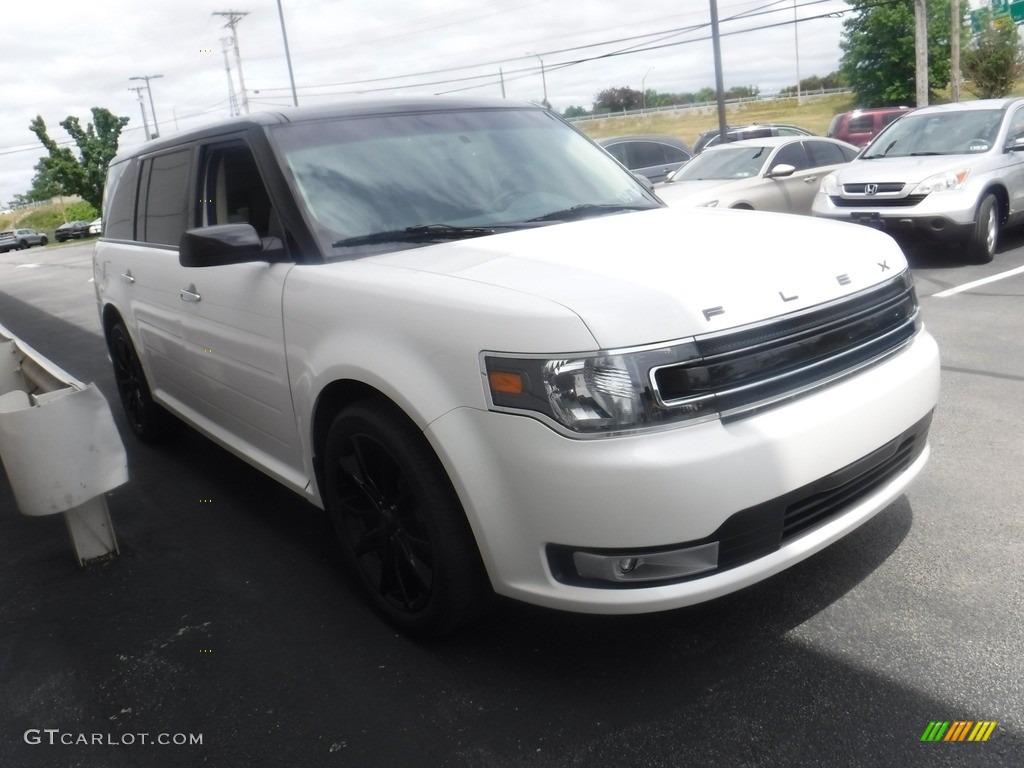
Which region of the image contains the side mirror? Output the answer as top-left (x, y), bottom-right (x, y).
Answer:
top-left (767, 163), bottom-right (796, 178)
top-left (179, 223), bottom-right (285, 268)
top-left (1009, 137), bottom-right (1024, 152)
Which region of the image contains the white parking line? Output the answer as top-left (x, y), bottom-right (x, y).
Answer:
top-left (933, 264), bottom-right (1024, 298)
top-left (14, 263), bottom-right (41, 269)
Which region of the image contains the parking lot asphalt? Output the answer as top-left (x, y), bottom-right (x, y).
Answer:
top-left (0, 239), bottom-right (1022, 767)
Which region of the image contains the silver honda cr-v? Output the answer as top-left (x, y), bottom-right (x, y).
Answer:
top-left (812, 98), bottom-right (1024, 263)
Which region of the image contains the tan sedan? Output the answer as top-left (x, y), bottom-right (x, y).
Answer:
top-left (656, 136), bottom-right (859, 214)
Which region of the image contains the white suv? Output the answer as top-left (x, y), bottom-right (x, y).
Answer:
top-left (93, 98), bottom-right (940, 634)
top-left (813, 98), bottom-right (1024, 263)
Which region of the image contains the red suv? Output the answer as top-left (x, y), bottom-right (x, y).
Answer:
top-left (827, 107), bottom-right (913, 147)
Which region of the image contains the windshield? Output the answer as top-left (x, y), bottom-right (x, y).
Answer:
top-left (667, 145), bottom-right (770, 181)
top-left (862, 109), bottom-right (1003, 158)
top-left (268, 107), bottom-right (659, 257)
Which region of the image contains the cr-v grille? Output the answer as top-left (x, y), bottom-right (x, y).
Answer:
top-left (652, 272), bottom-right (919, 419)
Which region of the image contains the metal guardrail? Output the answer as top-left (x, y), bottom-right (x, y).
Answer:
top-left (568, 88), bottom-right (851, 123)
top-left (0, 323), bottom-right (126, 565)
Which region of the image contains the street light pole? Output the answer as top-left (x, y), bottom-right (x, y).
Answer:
top-left (642, 67), bottom-right (654, 113)
top-left (130, 74), bottom-right (163, 138)
top-left (527, 52), bottom-right (548, 106)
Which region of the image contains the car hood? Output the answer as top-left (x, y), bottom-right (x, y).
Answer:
top-left (835, 153), bottom-right (995, 184)
top-left (366, 208), bottom-right (907, 348)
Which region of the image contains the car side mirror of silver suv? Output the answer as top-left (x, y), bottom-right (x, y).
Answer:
top-left (179, 223), bottom-right (286, 268)
top-left (1009, 137), bottom-right (1024, 152)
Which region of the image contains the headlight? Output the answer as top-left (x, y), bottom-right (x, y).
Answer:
top-left (912, 169), bottom-right (970, 194)
top-left (819, 172), bottom-right (839, 195)
top-left (484, 343), bottom-right (716, 436)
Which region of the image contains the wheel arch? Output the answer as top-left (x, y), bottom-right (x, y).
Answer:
top-left (310, 379), bottom-right (410, 503)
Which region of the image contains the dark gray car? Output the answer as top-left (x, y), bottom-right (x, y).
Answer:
top-left (597, 135), bottom-right (691, 182)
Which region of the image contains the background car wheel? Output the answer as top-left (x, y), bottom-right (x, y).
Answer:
top-left (18, 240), bottom-right (28, 250)
top-left (967, 194), bottom-right (998, 264)
top-left (108, 321), bottom-right (175, 442)
top-left (40, 236), bottom-right (48, 246)
top-left (324, 399), bottom-right (492, 636)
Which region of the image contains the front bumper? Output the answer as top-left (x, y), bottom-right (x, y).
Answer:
top-left (811, 189), bottom-right (981, 241)
top-left (426, 329), bottom-right (940, 614)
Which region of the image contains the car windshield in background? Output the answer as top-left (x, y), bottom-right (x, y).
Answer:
top-left (862, 109), bottom-right (1004, 158)
top-left (669, 145), bottom-right (770, 181)
top-left (269, 108), bottom-right (660, 257)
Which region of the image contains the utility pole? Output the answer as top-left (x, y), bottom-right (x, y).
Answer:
top-left (129, 75), bottom-right (163, 138)
top-left (914, 0), bottom-right (929, 107)
top-left (709, 0), bottom-right (729, 144)
top-left (951, 0), bottom-right (961, 102)
top-left (214, 10), bottom-right (250, 114)
top-left (221, 36), bottom-right (241, 116)
top-left (276, 0), bottom-right (299, 107)
top-left (129, 86), bottom-right (152, 140)
top-left (499, 66), bottom-right (506, 98)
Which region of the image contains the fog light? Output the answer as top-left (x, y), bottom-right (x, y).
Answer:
top-left (618, 557), bottom-right (639, 574)
top-left (573, 542), bottom-right (719, 583)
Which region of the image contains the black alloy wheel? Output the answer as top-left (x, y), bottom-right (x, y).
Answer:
top-left (108, 321), bottom-right (173, 442)
top-left (324, 400), bottom-right (491, 635)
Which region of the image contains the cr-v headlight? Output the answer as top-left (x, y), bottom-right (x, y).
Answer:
top-left (819, 172), bottom-right (839, 196)
top-left (483, 343), bottom-right (715, 436)
top-left (911, 169), bottom-right (970, 194)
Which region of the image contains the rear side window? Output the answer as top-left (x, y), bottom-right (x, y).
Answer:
top-left (630, 141), bottom-right (670, 168)
top-left (848, 115), bottom-right (875, 133)
top-left (136, 148), bottom-right (192, 246)
top-left (103, 159), bottom-right (138, 241)
top-left (805, 140), bottom-right (848, 167)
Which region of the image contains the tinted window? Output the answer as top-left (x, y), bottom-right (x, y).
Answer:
top-left (630, 141), bottom-right (669, 168)
top-left (139, 148), bottom-right (192, 246)
top-left (881, 113), bottom-right (904, 127)
top-left (775, 127), bottom-right (804, 137)
top-left (805, 140), bottom-right (847, 167)
top-left (604, 143), bottom-right (629, 164)
top-left (771, 142), bottom-right (809, 171)
top-left (103, 159), bottom-right (138, 241)
top-left (848, 115), bottom-right (874, 132)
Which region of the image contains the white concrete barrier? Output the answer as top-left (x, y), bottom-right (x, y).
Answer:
top-left (0, 323), bottom-right (127, 565)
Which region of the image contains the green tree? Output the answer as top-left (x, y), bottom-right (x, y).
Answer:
top-left (29, 107), bottom-right (129, 211)
top-left (839, 0), bottom-right (954, 106)
top-left (562, 105), bottom-right (589, 119)
top-left (592, 86), bottom-right (643, 113)
top-left (962, 13), bottom-right (1024, 99)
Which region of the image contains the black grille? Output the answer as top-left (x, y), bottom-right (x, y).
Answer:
top-left (829, 194), bottom-right (928, 208)
top-left (652, 273), bottom-right (920, 419)
top-left (546, 411), bottom-right (932, 589)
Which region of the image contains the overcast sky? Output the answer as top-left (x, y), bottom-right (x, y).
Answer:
top-left (1, 0), bottom-right (858, 207)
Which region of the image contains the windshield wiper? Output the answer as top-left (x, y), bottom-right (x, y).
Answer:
top-left (333, 224), bottom-right (499, 248)
top-left (862, 139), bottom-right (899, 160)
top-left (526, 203), bottom-right (656, 223)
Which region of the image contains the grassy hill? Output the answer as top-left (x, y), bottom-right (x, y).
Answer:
top-left (0, 200), bottom-right (99, 239)
top-left (573, 92), bottom-right (859, 147)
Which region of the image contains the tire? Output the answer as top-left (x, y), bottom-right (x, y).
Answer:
top-left (967, 194), bottom-right (998, 264)
top-left (18, 240), bottom-right (28, 250)
top-left (108, 321), bottom-right (175, 442)
top-left (324, 400), bottom-right (492, 636)
top-left (40, 236), bottom-right (48, 246)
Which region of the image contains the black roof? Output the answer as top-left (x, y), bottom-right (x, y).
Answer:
top-left (113, 96), bottom-right (544, 161)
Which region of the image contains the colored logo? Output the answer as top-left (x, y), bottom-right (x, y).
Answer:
top-left (921, 721), bottom-right (997, 742)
